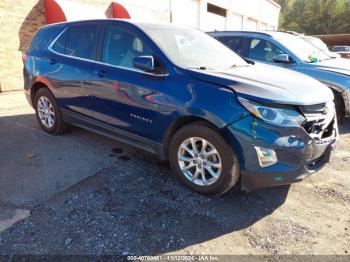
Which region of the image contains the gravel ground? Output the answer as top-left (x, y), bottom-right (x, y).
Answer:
top-left (0, 92), bottom-right (349, 256)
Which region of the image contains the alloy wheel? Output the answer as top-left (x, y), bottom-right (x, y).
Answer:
top-left (37, 96), bottom-right (55, 128)
top-left (178, 137), bottom-right (222, 186)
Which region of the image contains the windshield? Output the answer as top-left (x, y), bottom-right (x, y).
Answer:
top-left (277, 34), bottom-right (330, 62)
top-left (142, 26), bottom-right (247, 69)
top-left (301, 36), bottom-right (329, 52)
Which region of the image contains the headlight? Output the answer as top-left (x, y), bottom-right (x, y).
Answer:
top-left (238, 97), bottom-right (306, 126)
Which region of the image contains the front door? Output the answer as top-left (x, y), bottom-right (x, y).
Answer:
top-left (87, 24), bottom-right (169, 141)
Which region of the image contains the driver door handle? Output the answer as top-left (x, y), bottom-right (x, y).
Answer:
top-left (93, 70), bottom-right (108, 78)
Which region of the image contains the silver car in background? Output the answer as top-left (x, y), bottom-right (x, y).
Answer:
top-left (300, 35), bottom-right (341, 59)
top-left (209, 31), bottom-right (350, 121)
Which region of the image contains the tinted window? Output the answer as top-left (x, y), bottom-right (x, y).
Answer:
top-left (30, 26), bottom-right (64, 51)
top-left (102, 26), bottom-right (153, 70)
top-left (333, 46), bottom-right (350, 52)
top-left (248, 38), bottom-right (285, 62)
top-left (52, 29), bottom-right (68, 53)
top-left (217, 36), bottom-right (245, 56)
top-left (65, 25), bottom-right (99, 60)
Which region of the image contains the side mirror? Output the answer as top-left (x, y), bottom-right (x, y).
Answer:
top-left (273, 54), bottom-right (292, 64)
top-left (133, 56), bottom-right (155, 72)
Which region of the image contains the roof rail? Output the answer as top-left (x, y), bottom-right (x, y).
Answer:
top-left (207, 30), bottom-right (273, 37)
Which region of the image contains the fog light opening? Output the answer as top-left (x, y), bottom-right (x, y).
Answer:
top-left (254, 146), bottom-right (278, 167)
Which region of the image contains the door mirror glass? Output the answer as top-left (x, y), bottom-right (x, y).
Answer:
top-left (133, 56), bottom-right (155, 72)
top-left (273, 54), bottom-right (292, 63)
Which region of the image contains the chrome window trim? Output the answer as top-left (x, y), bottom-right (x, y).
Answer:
top-left (47, 27), bottom-right (169, 77)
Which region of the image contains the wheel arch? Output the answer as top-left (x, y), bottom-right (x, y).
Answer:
top-left (161, 115), bottom-right (242, 162)
top-left (30, 78), bottom-right (55, 107)
top-left (324, 82), bottom-right (349, 118)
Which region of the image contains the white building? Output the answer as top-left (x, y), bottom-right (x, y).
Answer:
top-left (170, 0), bottom-right (280, 31)
top-left (115, 0), bottom-right (280, 31)
top-left (45, 0), bottom-right (281, 32)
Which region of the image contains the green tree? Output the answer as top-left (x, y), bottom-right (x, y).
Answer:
top-left (276, 0), bottom-right (350, 34)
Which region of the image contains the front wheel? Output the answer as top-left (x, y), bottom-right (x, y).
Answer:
top-left (169, 122), bottom-right (240, 195)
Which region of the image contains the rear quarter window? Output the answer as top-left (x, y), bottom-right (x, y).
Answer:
top-left (52, 29), bottom-right (68, 54)
top-left (29, 26), bottom-right (64, 51)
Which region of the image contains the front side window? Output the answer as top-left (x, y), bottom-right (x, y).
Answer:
top-left (64, 25), bottom-right (99, 60)
top-left (102, 26), bottom-right (153, 70)
top-left (248, 38), bottom-right (285, 62)
top-left (217, 36), bottom-right (245, 56)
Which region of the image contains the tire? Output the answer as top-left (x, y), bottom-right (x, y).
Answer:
top-left (333, 91), bottom-right (345, 123)
top-left (169, 122), bottom-right (240, 195)
top-left (34, 88), bottom-right (67, 135)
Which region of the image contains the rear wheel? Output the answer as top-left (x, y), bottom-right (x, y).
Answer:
top-left (34, 88), bottom-right (67, 135)
top-left (169, 122), bottom-right (240, 195)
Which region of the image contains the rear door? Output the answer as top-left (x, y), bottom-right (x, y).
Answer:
top-left (47, 23), bottom-right (101, 117)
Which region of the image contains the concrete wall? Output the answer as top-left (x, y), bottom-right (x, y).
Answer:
top-left (0, 0), bottom-right (110, 92)
top-left (0, 0), bottom-right (46, 92)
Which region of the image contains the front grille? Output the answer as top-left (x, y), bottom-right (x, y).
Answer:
top-left (299, 103), bottom-right (327, 114)
top-left (299, 102), bottom-right (336, 140)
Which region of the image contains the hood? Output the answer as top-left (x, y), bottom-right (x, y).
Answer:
top-left (187, 63), bottom-right (333, 105)
top-left (311, 58), bottom-right (350, 77)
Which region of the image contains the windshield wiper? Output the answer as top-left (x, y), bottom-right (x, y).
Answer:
top-left (230, 64), bottom-right (251, 69)
top-left (188, 66), bottom-right (215, 70)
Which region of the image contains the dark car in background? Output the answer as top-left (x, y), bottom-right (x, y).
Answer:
top-left (23, 20), bottom-right (337, 195)
top-left (332, 46), bottom-right (350, 59)
top-left (209, 31), bottom-right (350, 121)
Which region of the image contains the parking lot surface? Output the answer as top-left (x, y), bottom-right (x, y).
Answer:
top-left (0, 92), bottom-right (349, 255)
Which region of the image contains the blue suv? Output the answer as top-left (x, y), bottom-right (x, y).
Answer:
top-left (209, 31), bottom-right (350, 121)
top-left (23, 20), bottom-right (338, 195)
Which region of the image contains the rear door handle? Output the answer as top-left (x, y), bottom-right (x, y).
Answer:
top-left (93, 70), bottom-right (108, 78)
top-left (48, 58), bottom-right (57, 65)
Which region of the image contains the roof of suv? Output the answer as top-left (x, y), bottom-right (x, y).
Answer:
top-left (41, 19), bottom-right (189, 31)
top-left (208, 30), bottom-right (292, 39)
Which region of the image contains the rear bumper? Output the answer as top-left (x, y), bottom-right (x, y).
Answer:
top-left (24, 90), bottom-right (33, 108)
top-left (223, 115), bottom-right (338, 191)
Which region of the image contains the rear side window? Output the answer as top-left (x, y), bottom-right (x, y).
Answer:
top-left (64, 25), bottom-right (99, 60)
top-left (217, 36), bottom-right (245, 56)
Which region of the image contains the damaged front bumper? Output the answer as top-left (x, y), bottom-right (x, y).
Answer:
top-left (223, 105), bottom-right (338, 191)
